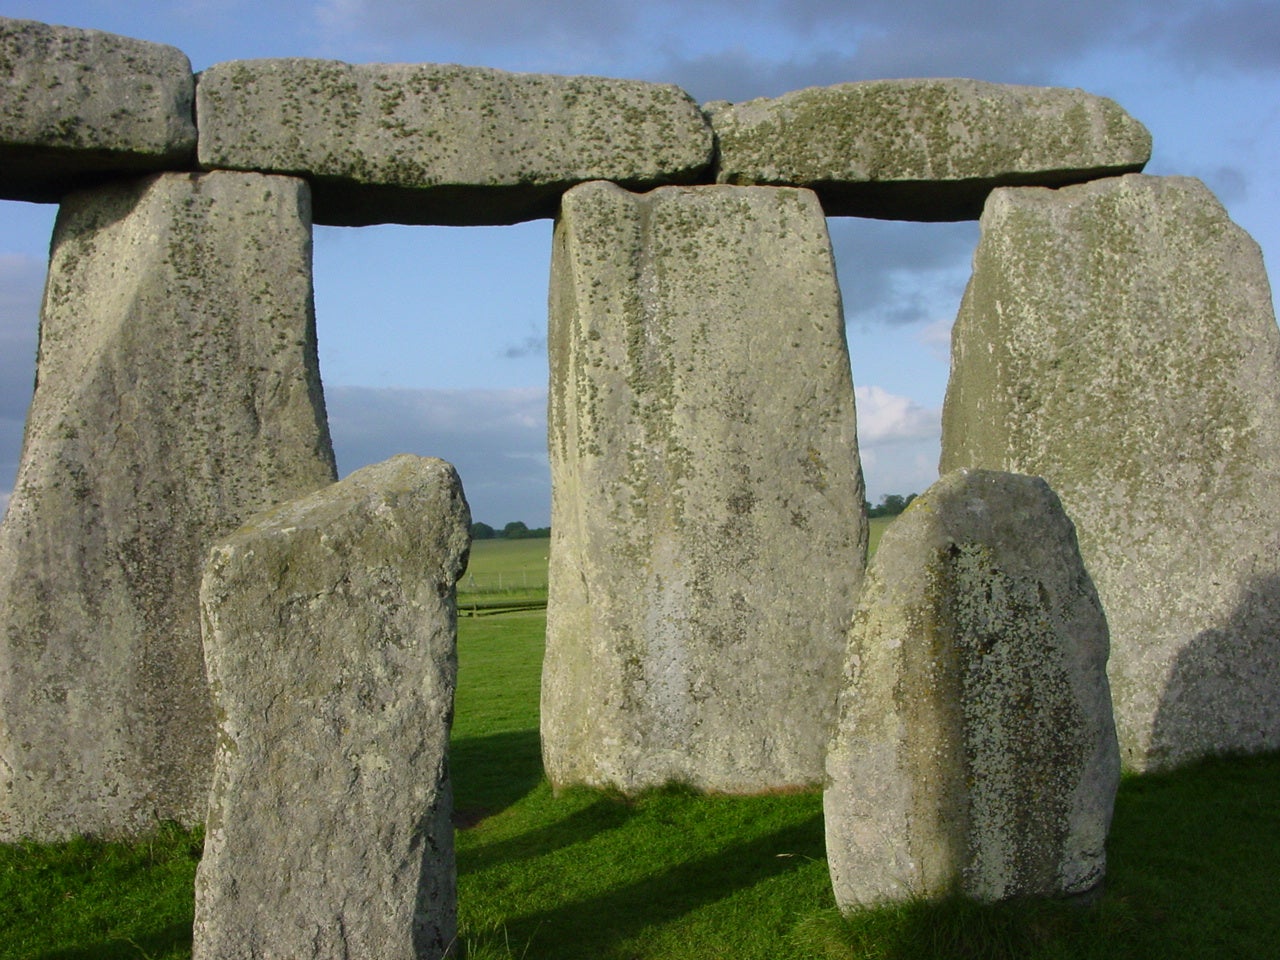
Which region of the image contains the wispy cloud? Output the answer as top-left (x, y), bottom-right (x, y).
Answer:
top-left (325, 384), bottom-right (550, 526)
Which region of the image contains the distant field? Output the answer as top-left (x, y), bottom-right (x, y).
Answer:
top-left (867, 516), bottom-right (892, 557)
top-left (461, 518), bottom-right (895, 602)
top-left (458, 537), bottom-right (551, 615)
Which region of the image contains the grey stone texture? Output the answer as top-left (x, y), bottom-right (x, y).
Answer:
top-left (543, 180), bottom-right (867, 795)
top-left (0, 171), bottom-right (336, 841)
top-left (196, 59), bottom-right (715, 226)
top-left (825, 469), bottom-right (1119, 908)
top-left (194, 455), bottom-right (470, 960)
top-left (941, 174), bottom-right (1280, 771)
top-left (707, 79), bottom-right (1151, 221)
top-left (0, 17), bottom-right (196, 203)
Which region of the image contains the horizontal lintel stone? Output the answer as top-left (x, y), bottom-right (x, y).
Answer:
top-left (707, 79), bottom-right (1152, 221)
top-left (196, 58), bottom-right (716, 226)
top-left (0, 16), bottom-right (197, 203)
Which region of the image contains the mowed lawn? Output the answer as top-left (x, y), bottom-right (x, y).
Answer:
top-left (3, 523), bottom-right (1279, 958)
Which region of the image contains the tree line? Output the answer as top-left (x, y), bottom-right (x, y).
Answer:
top-left (865, 493), bottom-right (918, 518)
top-left (470, 520), bottom-right (550, 540)
top-left (474, 494), bottom-right (918, 539)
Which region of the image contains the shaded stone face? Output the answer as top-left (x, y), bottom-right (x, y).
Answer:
top-left (0, 16), bottom-right (197, 202)
top-left (196, 58), bottom-right (715, 225)
top-left (707, 79), bottom-right (1151, 220)
top-left (0, 171), bottom-right (336, 841)
top-left (824, 469), bottom-right (1119, 908)
top-left (194, 455), bottom-right (470, 960)
top-left (543, 180), bottom-right (867, 795)
top-left (941, 174), bottom-right (1280, 771)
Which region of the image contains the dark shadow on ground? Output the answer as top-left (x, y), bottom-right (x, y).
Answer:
top-left (36, 922), bottom-right (192, 960)
top-left (498, 813), bottom-right (825, 959)
top-left (450, 728), bottom-right (543, 823)
top-left (458, 790), bottom-right (632, 874)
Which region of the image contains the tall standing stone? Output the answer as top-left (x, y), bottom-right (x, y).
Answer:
top-left (544, 181), bottom-right (866, 794)
top-left (0, 171), bottom-right (336, 840)
top-left (195, 455), bottom-right (470, 960)
top-left (825, 469), bottom-right (1118, 908)
top-left (942, 174), bottom-right (1280, 771)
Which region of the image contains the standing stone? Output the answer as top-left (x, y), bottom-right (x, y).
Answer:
top-left (0, 171), bottom-right (336, 841)
top-left (195, 455), bottom-right (470, 960)
top-left (544, 181), bottom-right (867, 794)
top-left (941, 174), bottom-right (1280, 771)
top-left (825, 469), bottom-right (1119, 908)
top-left (706, 79), bottom-right (1150, 221)
top-left (1, 17), bottom-right (197, 203)
top-left (197, 59), bottom-right (714, 226)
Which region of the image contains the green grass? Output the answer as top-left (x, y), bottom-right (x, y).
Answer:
top-left (3, 553), bottom-right (1279, 958)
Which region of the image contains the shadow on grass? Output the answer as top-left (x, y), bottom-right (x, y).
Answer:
top-left (35, 922), bottom-right (192, 960)
top-left (500, 813), bottom-right (825, 959)
top-left (794, 751), bottom-right (1280, 960)
top-left (451, 729), bottom-right (544, 822)
top-left (459, 791), bottom-right (632, 874)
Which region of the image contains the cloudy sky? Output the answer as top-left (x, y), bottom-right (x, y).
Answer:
top-left (2, 1), bottom-right (1277, 525)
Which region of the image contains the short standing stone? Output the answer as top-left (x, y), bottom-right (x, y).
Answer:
top-left (0, 171), bottom-right (336, 841)
top-left (0, 17), bottom-right (196, 202)
top-left (543, 181), bottom-right (867, 794)
top-left (194, 455), bottom-right (470, 960)
top-left (941, 174), bottom-right (1280, 771)
top-left (825, 469), bottom-right (1119, 907)
top-left (196, 59), bottom-right (714, 225)
top-left (707, 79), bottom-right (1150, 220)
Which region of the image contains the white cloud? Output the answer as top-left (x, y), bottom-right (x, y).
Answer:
top-left (855, 385), bottom-right (939, 444)
top-left (855, 384), bottom-right (941, 501)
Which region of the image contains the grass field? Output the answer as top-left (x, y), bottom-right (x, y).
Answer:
top-left (4, 527), bottom-right (1278, 958)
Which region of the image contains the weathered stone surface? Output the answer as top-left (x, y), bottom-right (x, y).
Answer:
top-left (543, 181), bottom-right (867, 794)
top-left (825, 469), bottom-right (1118, 908)
top-left (707, 79), bottom-right (1151, 221)
top-left (941, 174), bottom-right (1280, 771)
top-left (194, 455), bottom-right (469, 960)
top-left (0, 171), bottom-right (336, 841)
top-left (0, 17), bottom-right (196, 203)
top-left (196, 59), bottom-right (714, 226)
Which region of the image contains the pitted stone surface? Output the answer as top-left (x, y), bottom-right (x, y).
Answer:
top-left (0, 171), bottom-right (336, 841)
top-left (707, 79), bottom-right (1151, 220)
top-left (196, 59), bottom-right (714, 226)
top-left (825, 469), bottom-right (1118, 908)
top-left (194, 455), bottom-right (469, 960)
top-left (0, 17), bottom-right (196, 202)
top-left (941, 174), bottom-right (1280, 771)
top-left (543, 181), bottom-right (867, 795)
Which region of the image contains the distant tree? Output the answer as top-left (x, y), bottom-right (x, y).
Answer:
top-left (867, 493), bottom-right (918, 518)
top-left (502, 520), bottom-right (529, 539)
top-left (470, 521), bottom-right (495, 540)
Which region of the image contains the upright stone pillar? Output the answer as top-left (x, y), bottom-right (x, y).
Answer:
top-left (543, 181), bottom-right (866, 794)
top-left (825, 470), bottom-right (1118, 907)
top-left (0, 171), bottom-right (337, 840)
top-left (942, 174), bottom-right (1280, 771)
top-left (195, 455), bottom-right (469, 960)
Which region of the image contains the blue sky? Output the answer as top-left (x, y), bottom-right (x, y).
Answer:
top-left (2, 1), bottom-right (1278, 526)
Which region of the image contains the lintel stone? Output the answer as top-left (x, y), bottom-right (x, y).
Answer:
top-left (707, 79), bottom-right (1151, 220)
top-left (196, 59), bottom-right (715, 226)
top-left (0, 17), bottom-right (196, 202)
